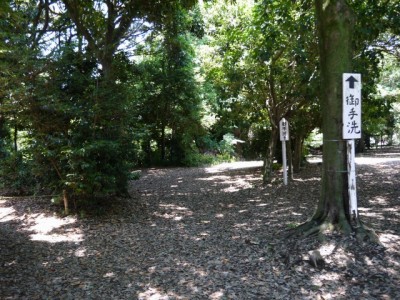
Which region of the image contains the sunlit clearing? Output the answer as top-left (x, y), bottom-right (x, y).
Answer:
top-left (307, 156), bottom-right (400, 165)
top-left (356, 156), bottom-right (400, 165)
top-left (306, 155), bottom-right (322, 164)
top-left (24, 214), bottom-right (83, 243)
top-left (0, 202), bottom-right (17, 222)
top-left (28, 214), bottom-right (73, 233)
top-left (199, 175), bottom-right (255, 192)
top-left (205, 161), bottom-right (262, 174)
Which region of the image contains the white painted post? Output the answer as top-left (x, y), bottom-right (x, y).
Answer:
top-left (347, 139), bottom-right (358, 218)
top-left (343, 73), bottom-right (361, 218)
top-left (279, 118), bottom-right (289, 185)
top-left (282, 140), bottom-right (287, 185)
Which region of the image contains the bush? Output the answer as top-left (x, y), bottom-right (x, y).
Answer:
top-left (64, 139), bottom-right (132, 198)
top-left (0, 152), bottom-right (36, 194)
top-left (182, 152), bottom-right (215, 167)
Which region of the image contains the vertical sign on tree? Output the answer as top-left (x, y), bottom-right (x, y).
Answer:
top-left (343, 73), bottom-right (361, 218)
top-left (343, 73), bottom-right (361, 139)
top-left (279, 118), bottom-right (289, 185)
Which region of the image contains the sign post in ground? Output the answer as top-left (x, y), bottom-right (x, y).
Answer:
top-left (279, 118), bottom-right (289, 185)
top-left (343, 73), bottom-right (361, 218)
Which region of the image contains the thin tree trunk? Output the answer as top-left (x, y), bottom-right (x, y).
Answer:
top-left (287, 137), bottom-right (293, 180)
top-left (63, 189), bottom-right (69, 215)
top-left (293, 136), bottom-right (303, 173)
top-left (13, 118), bottom-right (18, 152)
top-left (263, 125), bottom-right (278, 183)
top-left (161, 125), bottom-right (166, 161)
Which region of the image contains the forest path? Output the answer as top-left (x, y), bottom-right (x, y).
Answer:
top-left (1, 148), bottom-right (399, 299)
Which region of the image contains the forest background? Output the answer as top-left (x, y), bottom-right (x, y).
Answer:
top-left (0, 0), bottom-right (399, 208)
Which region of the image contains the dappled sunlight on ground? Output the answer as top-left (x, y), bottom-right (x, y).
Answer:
top-left (205, 161), bottom-right (263, 174)
top-left (137, 287), bottom-right (173, 300)
top-left (23, 214), bottom-right (83, 243)
top-left (1, 149), bottom-right (400, 299)
top-left (197, 175), bottom-right (257, 192)
top-left (153, 203), bottom-right (194, 221)
top-left (356, 156), bottom-right (400, 165)
top-left (0, 200), bottom-right (17, 222)
top-left (0, 198), bottom-right (83, 244)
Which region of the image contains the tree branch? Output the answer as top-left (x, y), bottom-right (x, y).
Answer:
top-left (62, 0), bottom-right (97, 51)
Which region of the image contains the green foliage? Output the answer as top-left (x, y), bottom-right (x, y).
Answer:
top-left (272, 162), bottom-right (282, 171)
top-left (182, 151), bottom-right (215, 167)
top-left (0, 152), bottom-right (36, 194)
top-left (361, 54), bottom-right (400, 144)
top-left (129, 4), bottom-right (205, 167)
top-left (218, 133), bottom-right (237, 157)
top-left (1, 0), bottom-right (399, 211)
top-left (304, 129), bottom-right (323, 149)
top-left (180, 133), bottom-right (238, 166)
top-left (129, 171), bottom-right (142, 181)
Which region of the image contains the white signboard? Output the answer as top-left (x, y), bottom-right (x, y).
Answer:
top-left (343, 73), bottom-right (361, 139)
top-left (279, 118), bottom-right (289, 141)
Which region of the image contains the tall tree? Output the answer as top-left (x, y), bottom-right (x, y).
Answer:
top-left (131, 3), bottom-right (203, 166)
top-left (58, 0), bottom-right (198, 198)
top-left (297, 0), bottom-right (377, 239)
top-left (60, 0), bottom-right (147, 197)
top-left (251, 0), bottom-right (319, 182)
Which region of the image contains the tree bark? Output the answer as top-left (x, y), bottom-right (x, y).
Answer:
top-left (287, 137), bottom-right (293, 180)
top-left (299, 0), bottom-right (355, 235)
top-left (263, 123), bottom-right (278, 183)
top-left (293, 135), bottom-right (303, 173)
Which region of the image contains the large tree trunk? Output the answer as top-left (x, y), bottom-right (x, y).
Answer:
top-left (297, 1), bottom-right (378, 242)
top-left (300, 0), bottom-right (355, 235)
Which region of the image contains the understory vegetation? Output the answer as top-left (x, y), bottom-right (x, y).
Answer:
top-left (0, 0), bottom-right (399, 210)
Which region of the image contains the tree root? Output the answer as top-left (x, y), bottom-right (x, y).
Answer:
top-left (353, 219), bottom-right (381, 244)
top-left (287, 219), bottom-right (334, 239)
top-left (287, 217), bottom-right (381, 245)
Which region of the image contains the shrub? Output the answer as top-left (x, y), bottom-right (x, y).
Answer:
top-left (0, 152), bottom-right (36, 194)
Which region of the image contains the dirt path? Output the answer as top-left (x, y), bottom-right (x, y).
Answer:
top-left (1, 150), bottom-right (399, 299)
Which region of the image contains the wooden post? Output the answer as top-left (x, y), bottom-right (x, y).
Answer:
top-left (347, 140), bottom-right (358, 218)
top-left (63, 189), bottom-right (69, 215)
top-left (282, 140), bottom-right (288, 185)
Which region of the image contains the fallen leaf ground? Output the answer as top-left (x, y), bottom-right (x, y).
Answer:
top-left (0, 148), bottom-right (399, 299)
